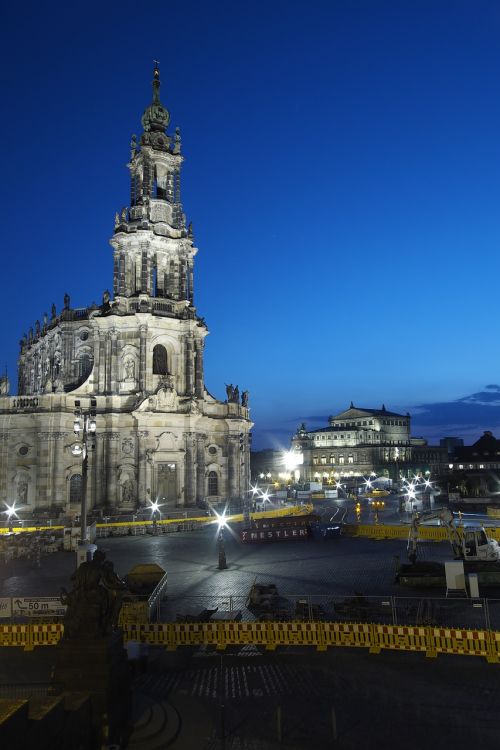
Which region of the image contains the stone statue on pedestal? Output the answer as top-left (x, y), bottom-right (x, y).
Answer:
top-left (60, 549), bottom-right (127, 639)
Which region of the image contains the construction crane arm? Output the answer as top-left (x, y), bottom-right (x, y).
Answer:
top-left (407, 508), bottom-right (462, 564)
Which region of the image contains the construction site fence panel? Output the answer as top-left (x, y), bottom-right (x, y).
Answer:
top-left (2, 620), bottom-right (500, 662)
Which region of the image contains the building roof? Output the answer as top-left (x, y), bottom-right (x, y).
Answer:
top-left (331, 404), bottom-right (405, 420)
top-left (454, 431), bottom-right (500, 460)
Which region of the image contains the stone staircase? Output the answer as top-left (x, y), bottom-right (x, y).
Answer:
top-left (128, 691), bottom-right (214, 749)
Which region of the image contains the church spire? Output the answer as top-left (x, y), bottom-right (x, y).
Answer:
top-left (141, 61), bottom-right (170, 133)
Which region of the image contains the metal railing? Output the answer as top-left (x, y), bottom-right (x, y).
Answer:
top-left (162, 593), bottom-right (500, 631)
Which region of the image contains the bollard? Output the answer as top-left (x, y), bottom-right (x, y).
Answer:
top-left (331, 706), bottom-right (337, 741)
top-left (277, 705), bottom-right (282, 744)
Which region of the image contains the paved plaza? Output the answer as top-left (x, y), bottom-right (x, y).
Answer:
top-left (3, 519), bottom-right (500, 630)
top-left (3, 514), bottom-right (500, 748)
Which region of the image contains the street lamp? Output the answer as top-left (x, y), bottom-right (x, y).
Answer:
top-left (72, 398), bottom-right (97, 564)
top-left (3, 502), bottom-right (18, 532)
top-left (149, 499), bottom-right (162, 534)
top-left (215, 511), bottom-right (228, 570)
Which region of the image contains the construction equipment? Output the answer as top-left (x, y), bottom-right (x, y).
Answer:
top-left (407, 507), bottom-right (500, 564)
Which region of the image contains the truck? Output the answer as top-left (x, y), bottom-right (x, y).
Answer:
top-left (397, 507), bottom-right (500, 588)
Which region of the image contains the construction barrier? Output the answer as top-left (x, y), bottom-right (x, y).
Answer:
top-left (2, 619), bottom-right (500, 662)
top-left (31, 622), bottom-right (64, 648)
top-left (322, 622), bottom-right (373, 650)
top-left (0, 503), bottom-right (313, 536)
top-left (343, 523), bottom-right (500, 543)
top-left (429, 627), bottom-right (490, 658)
top-left (373, 624), bottom-right (429, 655)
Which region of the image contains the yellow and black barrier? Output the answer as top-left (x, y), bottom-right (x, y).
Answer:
top-left (0, 503), bottom-right (313, 535)
top-left (1, 620), bottom-right (500, 663)
top-left (343, 523), bottom-right (500, 543)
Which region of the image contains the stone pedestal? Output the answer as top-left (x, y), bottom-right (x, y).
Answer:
top-left (52, 631), bottom-right (131, 748)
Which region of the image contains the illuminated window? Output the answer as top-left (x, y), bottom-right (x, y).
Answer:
top-left (69, 474), bottom-right (82, 504)
top-left (330, 455), bottom-right (335, 464)
top-left (348, 455), bottom-right (354, 464)
top-left (207, 471), bottom-right (218, 496)
top-left (321, 455), bottom-right (327, 465)
top-left (339, 455), bottom-right (345, 465)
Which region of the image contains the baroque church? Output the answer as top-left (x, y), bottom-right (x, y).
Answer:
top-left (0, 66), bottom-right (252, 513)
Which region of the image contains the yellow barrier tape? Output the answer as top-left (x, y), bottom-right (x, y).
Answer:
top-left (343, 523), bottom-right (500, 543)
top-left (0, 504), bottom-right (313, 535)
top-left (1, 619), bottom-right (499, 662)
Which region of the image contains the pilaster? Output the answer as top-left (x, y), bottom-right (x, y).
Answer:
top-left (196, 434), bottom-right (206, 505)
top-left (139, 325), bottom-right (147, 391)
top-left (194, 340), bottom-right (204, 398)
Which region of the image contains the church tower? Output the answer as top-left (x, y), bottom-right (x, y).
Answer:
top-left (112, 64), bottom-right (194, 306)
top-left (0, 67), bottom-right (252, 514)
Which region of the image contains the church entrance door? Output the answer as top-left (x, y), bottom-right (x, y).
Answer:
top-left (156, 463), bottom-right (177, 507)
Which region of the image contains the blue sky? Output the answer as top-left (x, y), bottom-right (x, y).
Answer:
top-left (2, 0), bottom-right (500, 449)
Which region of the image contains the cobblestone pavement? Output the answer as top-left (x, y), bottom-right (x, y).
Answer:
top-left (0, 525), bottom-right (446, 600)
top-left (132, 649), bottom-right (500, 749)
top-left (3, 525), bottom-right (500, 628)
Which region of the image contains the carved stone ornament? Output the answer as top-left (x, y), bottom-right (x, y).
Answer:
top-left (122, 438), bottom-right (134, 455)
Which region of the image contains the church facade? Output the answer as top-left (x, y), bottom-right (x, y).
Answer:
top-left (0, 67), bottom-right (252, 514)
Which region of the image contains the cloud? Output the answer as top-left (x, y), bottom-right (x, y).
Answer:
top-left (409, 386), bottom-right (500, 442)
top-left (251, 387), bottom-right (500, 449)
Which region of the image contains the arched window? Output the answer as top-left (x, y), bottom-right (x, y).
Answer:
top-left (208, 471), bottom-right (218, 496)
top-left (79, 353), bottom-right (93, 381)
top-left (152, 344), bottom-right (168, 375)
top-left (69, 474), bottom-right (82, 505)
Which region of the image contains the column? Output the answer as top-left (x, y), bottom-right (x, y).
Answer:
top-left (141, 251), bottom-right (148, 293)
top-left (105, 333), bottom-right (112, 393)
top-left (119, 252), bottom-right (126, 295)
top-left (179, 260), bottom-right (187, 300)
top-left (184, 434), bottom-right (195, 506)
top-left (188, 262), bottom-right (194, 304)
top-left (196, 435), bottom-right (205, 505)
top-left (110, 329), bottom-right (119, 393)
top-left (166, 260), bottom-right (174, 297)
top-left (139, 325), bottom-right (147, 392)
top-left (174, 260), bottom-right (181, 299)
top-left (227, 437), bottom-right (238, 499)
top-left (137, 432), bottom-right (147, 504)
top-left (194, 340), bottom-right (204, 398)
top-left (113, 252), bottom-right (120, 296)
top-left (98, 332), bottom-right (106, 394)
top-left (106, 433), bottom-right (119, 508)
top-left (185, 335), bottom-right (194, 395)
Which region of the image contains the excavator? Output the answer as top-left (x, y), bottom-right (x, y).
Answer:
top-left (397, 508), bottom-right (500, 587)
top-left (407, 507), bottom-right (500, 564)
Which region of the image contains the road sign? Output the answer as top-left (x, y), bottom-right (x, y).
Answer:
top-left (0, 598), bottom-right (12, 618)
top-left (12, 597), bottom-right (66, 618)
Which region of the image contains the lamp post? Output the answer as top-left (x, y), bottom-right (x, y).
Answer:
top-left (3, 502), bottom-right (18, 532)
top-left (216, 512), bottom-right (228, 570)
top-left (73, 398), bottom-right (97, 564)
top-left (150, 500), bottom-right (161, 534)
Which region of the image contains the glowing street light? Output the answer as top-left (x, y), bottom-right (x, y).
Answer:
top-left (148, 499), bottom-right (163, 535)
top-left (3, 502), bottom-right (18, 524)
top-left (149, 500), bottom-right (162, 516)
top-left (3, 502), bottom-right (18, 532)
top-left (215, 510), bottom-right (228, 570)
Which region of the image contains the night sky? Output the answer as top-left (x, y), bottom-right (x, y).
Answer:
top-left (2, 0), bottom-right (500, 449)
